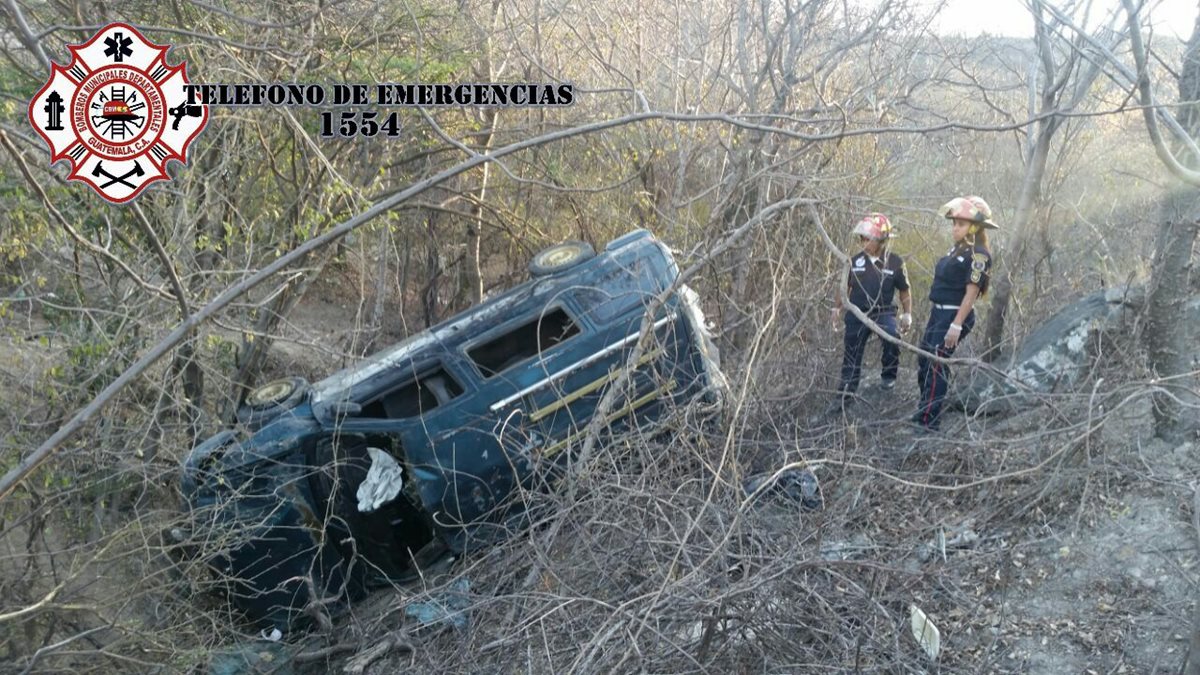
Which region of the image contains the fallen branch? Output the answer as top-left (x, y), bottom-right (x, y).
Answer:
top-left (342, 630), bottom-right (415, 674)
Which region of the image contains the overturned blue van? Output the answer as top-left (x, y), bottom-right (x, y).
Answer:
top-left (181, 229), bottom-right (726, 630)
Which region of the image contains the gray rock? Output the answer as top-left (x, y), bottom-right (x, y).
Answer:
top-left (953, 289), bottom-right (1134, 414)
top-left (1104, 284), bottom-right (1146, 307)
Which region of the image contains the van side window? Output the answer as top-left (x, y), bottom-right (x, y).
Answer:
top-left (469, 307), bottom-right (580, 378)
top-left (360, 365), bottom-right (464, 418)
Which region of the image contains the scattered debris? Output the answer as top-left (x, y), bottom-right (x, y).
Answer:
top-left (917, 522), bottom-right (981, 562)
top-left (910, 604), bottom-right (942, 661)
top-left (342, 630), bottom-right (415, 674)
top-left (404, 578), bottom-right (471, 633)
top-left (209, 642), bottom-right (294, 675)
top-left (743, 468), bottom-right (823, 510)
top-left (819, 534), bottom-right (876, 561)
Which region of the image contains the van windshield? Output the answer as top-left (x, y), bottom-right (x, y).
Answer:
top-left (359, 363), bottom-right (465, 418)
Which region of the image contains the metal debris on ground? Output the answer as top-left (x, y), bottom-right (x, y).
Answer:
top-left (742, 468), bottom-right (823, 510)
top-left (818, 534), bottom-right (876, 561)
top-left (909, 604), bottom-right (942, 661)
top-left (916, 522), bottom-right (981, 562)
top-left (404, 578), bottom-right (471, 632)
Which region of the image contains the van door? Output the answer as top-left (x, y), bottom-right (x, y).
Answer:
top-left (524, 302), bottom-right (682, 461)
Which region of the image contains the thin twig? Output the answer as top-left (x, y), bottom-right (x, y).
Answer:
top-left (0, 131), bottom-right (174, 302)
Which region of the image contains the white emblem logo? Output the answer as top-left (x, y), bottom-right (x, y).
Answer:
top-left (29, 23), bottom-right (208, 203)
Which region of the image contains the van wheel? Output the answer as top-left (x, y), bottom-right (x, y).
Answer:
top-left (245, 377), bottom-right (307, 410)
top-left (238, 377), bottom-right (309, 429)
top-left (529, 241), bottom-right (594, 276)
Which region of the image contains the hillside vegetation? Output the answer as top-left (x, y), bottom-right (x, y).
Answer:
top-left (0, 1), bottom-right (1197, 672)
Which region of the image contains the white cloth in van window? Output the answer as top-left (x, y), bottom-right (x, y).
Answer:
top-left (357, 447), bottom-right (404, 513)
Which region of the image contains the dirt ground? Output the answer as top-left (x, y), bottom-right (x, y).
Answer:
top-left (805, 376), bottom-right (1198, 674)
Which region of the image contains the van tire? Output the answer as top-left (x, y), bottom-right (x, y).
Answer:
top-left (237, 377), bottom-right (308, 430)
top-left (529, 241), bottom-right (595, 276)
top-left (245, 377), bottom-right (307, 410)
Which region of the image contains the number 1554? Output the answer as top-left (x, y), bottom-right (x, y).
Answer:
top-left (319, 111), bottom-right (402, 138)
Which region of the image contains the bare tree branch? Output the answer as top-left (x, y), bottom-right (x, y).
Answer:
top-left (1120, 0), bottom-right (1200, 186)
top-left (1, 0), bottom-right (51, 70)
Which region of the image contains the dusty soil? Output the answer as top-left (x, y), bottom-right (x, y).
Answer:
top-left (801, 374), bottom-right (1198, 674)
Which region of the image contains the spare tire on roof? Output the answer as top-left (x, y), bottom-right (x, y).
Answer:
top-left (528, 240), bottom-right (595, 277)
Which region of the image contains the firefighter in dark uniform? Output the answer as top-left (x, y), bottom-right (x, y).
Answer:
top-left (911, 196), bottom-right (999, 430)
top-left (831, 213), bottom-right (912, 409)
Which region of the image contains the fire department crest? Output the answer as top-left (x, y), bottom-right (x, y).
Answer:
top-left (28, 23), bottom-right (208, 203)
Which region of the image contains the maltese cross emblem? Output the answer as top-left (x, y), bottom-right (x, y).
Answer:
top-left (28, 23), bottom-right (208, 203)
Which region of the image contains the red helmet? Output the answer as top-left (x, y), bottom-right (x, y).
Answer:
top-left (939, 196), bottom-right (999, 229)
top-left (852, 213), bottom-right (893, 241)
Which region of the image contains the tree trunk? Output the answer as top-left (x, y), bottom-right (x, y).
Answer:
top-left (469, 108), bottom-right (498, 305)
top-left (1146, 10), bottom-right (1200, 441)
top-left (983, 2), bottom-right (1116, 361)
top-left (366, 223), bottom-right (391, 354)
top-left (423, 212), bottom-right (443, 328)
top-left (221, 249), bottom-right (333, 423)
top-left (982, 121), bottom-right (1056, 361)
top-left (1146, 211), bottom-right (1199, 441)
top-left (1178, 6), bottom-right (1200, 141)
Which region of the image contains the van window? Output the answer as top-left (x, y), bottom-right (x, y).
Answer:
top-left (360, 365), bottom-right (464, 418)
top-left (469, 308), bottom-right (580, 377)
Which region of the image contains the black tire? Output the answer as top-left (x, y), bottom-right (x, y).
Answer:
top-left (528, 240), bottom-right (595, 277)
